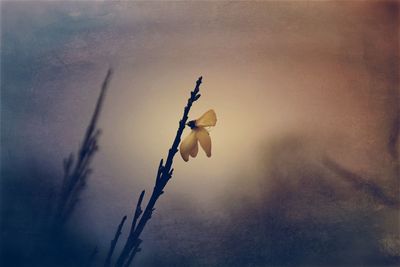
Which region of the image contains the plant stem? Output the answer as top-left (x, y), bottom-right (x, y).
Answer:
top-left (114, 77), bottom-right (202, 267)
top-left (104, 216), bottom-right (127, 267)
top-left (54, 68), bottom-right (113, 226)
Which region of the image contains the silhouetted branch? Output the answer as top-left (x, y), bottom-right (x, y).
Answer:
top-left (124, 240), bottom-right (142, 267)
top-left (104, 216), bottom-right (128, 267)
top-left (107, 191), bottom-right (144, 266)
top-left (323, 156), bottom-right (399, 209)
top-left (54, 69), bottom-right (113, 227)
top-left (114, 77), bottom-right (203, 267)
top-left (130, 190), bottom-right (145, 235)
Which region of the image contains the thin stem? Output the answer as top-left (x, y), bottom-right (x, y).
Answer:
top-left (130, 191), bottom-right (145, 236)
top-left (104, 216), bottom-right (127, 267)
top-left (114, 77), bottom-right (202, 267)
top-left (124, 240), bottom-right (142, 267)
top-left (54, 69), bottom-right (113, 227)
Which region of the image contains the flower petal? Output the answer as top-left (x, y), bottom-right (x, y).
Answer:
top-left (180, 131), bottom-right (197, 162)
top-left (196, 128), bottom-right (212, 157)
top-left (195, 109), bottom-right (217, 127)
top-left (189, 140), bottom-right (199, 157)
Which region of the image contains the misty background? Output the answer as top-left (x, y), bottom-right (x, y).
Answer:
top-left (1, 1), bottom-right (399, 266)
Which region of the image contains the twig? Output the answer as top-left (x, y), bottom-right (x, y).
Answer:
top-left (124, 240), bottom-right (142, 267)
top-left (104, 216), bottom-right (128, 267)
top-left (114, 77), bottom-right (203, 267)
top-left (54, 69), bottom-right (113, 226)
top-left (323, 156), bottom-right (400, 209)
top-left (130, 190), bottom-right (145, 236)
top-left (104, 191), bottom-right (144, 267)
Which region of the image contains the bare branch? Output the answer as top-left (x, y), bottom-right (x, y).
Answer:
top-left (123, 239), bottom-right (142, 267)
top-left (114, 76), bottom-right (203, 267)
top-left (104, 216), bottom-right (128, 267)
top-left (131, 190), bottom-right (145, 233)
top-left (54, 68), bottom-right (113, 227)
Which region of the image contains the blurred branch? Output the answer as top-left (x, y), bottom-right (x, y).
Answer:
top-left (54, 69), bottom-right (113, 227)
top-left (113, 77), bottom-right (203, 267)
top-left (323, 84), bottom-right (400, 210)
top-left (104, 216), bottom-right (128, 267)
top-left (323, 156), bottom-right (399, 209)
top-left (124, 240), bottom-right (142, 267)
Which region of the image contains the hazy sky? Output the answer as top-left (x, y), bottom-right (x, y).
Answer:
top-left (1, 1), bottom-right (398, 264)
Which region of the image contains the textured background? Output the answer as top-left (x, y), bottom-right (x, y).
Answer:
top-left (1, 1), bottom-right (399, 266)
